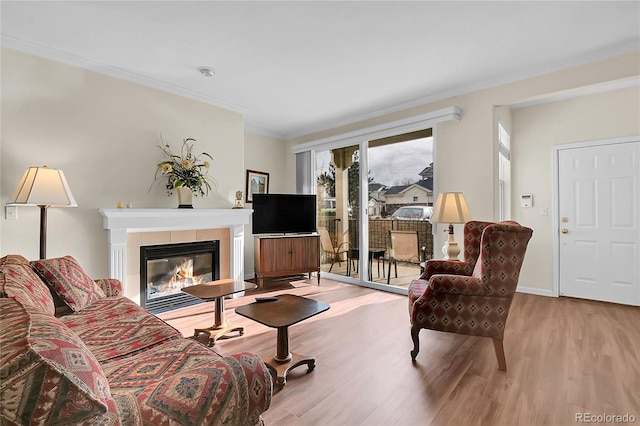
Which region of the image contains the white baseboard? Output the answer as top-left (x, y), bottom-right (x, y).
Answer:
top-left (516, 285), bottom-right (555, 297)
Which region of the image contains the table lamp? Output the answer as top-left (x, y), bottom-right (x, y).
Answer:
top-left (430, 192), bottom-right (472, 261)
top-left (8, 166), bottom-right (77, 259)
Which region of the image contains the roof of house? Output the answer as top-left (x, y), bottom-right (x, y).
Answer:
top-left (369, 182), bottom-right (387, 192)
top-left (419, 164), bottom-right (434, 178)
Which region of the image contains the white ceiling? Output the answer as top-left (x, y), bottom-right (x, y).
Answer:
top-left (2, 1), bottom-right (639, 139)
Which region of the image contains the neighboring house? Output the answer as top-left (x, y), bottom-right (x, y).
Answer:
top-left (382, 180), bottom-right (433, 212)
top-left (368, 182), bottom-right (387, 202)
top-left (368, 182), bottom-right (387, 217)
top-left (369, 177), bottom-right (434, 216)
top-left (367, 197), bottom-right (384, 217)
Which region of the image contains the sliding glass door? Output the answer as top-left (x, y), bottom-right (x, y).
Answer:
top-left (314, 132), bottom-right (434, 291)
top-left (366, 131), bottom-right (434, 289)
top-left (316, 144), bottom-right (360, 280)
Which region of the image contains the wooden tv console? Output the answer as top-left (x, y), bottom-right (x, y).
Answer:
top-left (254, 234), bottom-right (320, 288)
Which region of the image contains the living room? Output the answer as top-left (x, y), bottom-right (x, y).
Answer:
top-left (1, 2), bottom-right (639, 425)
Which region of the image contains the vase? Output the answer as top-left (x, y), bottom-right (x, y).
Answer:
top-left (176, 187), bottom-right (193, 209)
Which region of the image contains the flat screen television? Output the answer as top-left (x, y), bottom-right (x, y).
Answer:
top-left (252, 193), bottom-right (317, 235)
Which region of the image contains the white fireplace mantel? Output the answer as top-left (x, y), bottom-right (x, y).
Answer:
top-left (99, 208), bottom-right (252, 291)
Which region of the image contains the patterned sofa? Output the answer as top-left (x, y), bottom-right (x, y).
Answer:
top-left (0, 254), bottom-right (272, 425)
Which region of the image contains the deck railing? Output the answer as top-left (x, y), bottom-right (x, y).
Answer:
top-left (318, 217), bottom-right (434, 260)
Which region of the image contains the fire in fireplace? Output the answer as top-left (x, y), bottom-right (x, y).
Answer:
top-left (140, 240), bottom-right (220, 314)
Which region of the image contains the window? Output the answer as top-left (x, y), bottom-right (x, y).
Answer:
top-left (498, 121), bottom-right (510, 221)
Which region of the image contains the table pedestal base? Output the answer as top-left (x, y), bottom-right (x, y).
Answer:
top-left (191, 295), bottom-right (246, 347)
top-left (263, 352), bottom-right (316, 386)
top-left (193, 322), bottom-right (244, 347)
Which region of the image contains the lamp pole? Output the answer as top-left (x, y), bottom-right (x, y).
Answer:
top-left (39, 205), bottom-right (48, 259)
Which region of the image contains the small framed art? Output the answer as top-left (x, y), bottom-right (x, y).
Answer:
top-left (245, 169), bottom-right (269, 203)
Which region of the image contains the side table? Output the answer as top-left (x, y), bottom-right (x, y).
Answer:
top-left (182, 279), bottom-right (257, 346)
top-left (235, 294), bottom-right (330, 386)
top-left (347, 247), bottom-right (386, 280)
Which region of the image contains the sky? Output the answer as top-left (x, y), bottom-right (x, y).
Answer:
top-left (316, 137), bottom-right (433, 188)
top-left (368, 137), bottom-right (433, 186)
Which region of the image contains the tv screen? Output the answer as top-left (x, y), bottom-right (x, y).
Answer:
top-left (252, 194), bottom-right (317, 235)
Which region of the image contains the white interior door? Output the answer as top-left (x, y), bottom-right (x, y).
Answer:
top-left (558, 139), bottom-right (640, 306)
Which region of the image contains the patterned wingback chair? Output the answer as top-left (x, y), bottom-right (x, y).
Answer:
top-left (408, 221), bottom-right (533, 371)
top-left (419, 220), bottom-right (497, 278)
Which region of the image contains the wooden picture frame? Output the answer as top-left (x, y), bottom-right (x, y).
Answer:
top-left (245, 169), bottom-right (269, 203)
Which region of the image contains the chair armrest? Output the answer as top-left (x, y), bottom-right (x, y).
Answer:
top-left (429, 274), bottom-right (486, 296)
top-left (336, 241), bottom-right (351, 253)
top-left (419, 259), bottom-right (472, 280)
top-left (94, 278), bottom-right (123, 297)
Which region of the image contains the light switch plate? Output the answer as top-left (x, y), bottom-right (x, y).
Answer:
top-left (5, 206), bottom-right (17, 220)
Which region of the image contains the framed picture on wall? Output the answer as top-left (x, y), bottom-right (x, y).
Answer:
top-left (245, 169), bottom-right (269, 203)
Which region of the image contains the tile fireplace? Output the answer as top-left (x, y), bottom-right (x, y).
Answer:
top-left (99, 208), bottom-right (252, 306)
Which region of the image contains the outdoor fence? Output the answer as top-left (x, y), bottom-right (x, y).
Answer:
top-left (319, 217), bottom-right (434, 260)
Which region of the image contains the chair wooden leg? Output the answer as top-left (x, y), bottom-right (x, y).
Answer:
top-left (410, 326), bottom-right (420, 361)
top-left (492, 338), bottom-right (507, 371)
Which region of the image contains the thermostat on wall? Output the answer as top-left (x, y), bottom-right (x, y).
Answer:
top-left (521, 194), bottom-right (533, 208)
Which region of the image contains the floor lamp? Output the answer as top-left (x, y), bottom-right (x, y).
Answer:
top-left (7, 166), bottom-right (77, 259)
top-left (430, 192), bottom-right (472, 261)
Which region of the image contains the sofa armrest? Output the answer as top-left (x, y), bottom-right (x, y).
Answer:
top-left (419, 259), bottom-right (472, 280)
top-left (94, 278), bottom-right (123, 297)
top-left (429, 274), bottom-right (486, 296)
top-left (226, 352), bottom-right (273, 424)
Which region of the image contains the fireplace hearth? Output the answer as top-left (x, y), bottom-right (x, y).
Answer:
top-left (140, 240), bottom-right (220, 314)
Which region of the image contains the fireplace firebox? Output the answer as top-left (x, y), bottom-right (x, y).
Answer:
top-left (140, 240), bottom-right (220, 314)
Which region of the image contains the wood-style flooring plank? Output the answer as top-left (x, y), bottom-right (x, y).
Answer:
top-left (158, 277), bottom-right (640, 426)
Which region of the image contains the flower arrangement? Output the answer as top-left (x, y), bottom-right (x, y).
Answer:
top-left (154, 137), bottom-right (214, 197)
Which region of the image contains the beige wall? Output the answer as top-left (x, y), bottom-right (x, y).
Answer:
top-left (1, 48), bottom-right (250, 277)
top-left (511, 87), bottom-right (640, 293)
top-left (290, 50), bottom-right (640, 292)
top-left (243, 131), bottom-right (291, 273)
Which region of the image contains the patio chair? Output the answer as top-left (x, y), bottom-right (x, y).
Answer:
top-left (318, 227), bottom-right (350, 273)
top-left (408, 221), bottom-right (533, 371)
top-left (386, 230), bottom-right (423, 284)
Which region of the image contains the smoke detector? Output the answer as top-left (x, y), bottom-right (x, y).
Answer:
top-left (198, 67), bottom-right (215, 77)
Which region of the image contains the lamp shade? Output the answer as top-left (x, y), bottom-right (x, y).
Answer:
top-left (8, 166), bottom-right (77, 207)
top-left (430, 192), bottom-right (472, 224)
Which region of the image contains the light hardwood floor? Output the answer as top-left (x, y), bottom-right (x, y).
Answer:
top-left (158, 277), bottom-right (640, 426)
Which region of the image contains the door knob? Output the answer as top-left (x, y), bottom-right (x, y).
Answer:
top-left (561, 229), bottom-right (569, 234)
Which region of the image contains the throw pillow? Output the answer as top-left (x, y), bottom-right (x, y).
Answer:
top-left (31, 256), bottom-right (105, 312)
top-left (0, 255), bottom-right (56, 316)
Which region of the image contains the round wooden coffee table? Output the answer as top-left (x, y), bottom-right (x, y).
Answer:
top-left (235, 294), bottom-right (330, 386)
